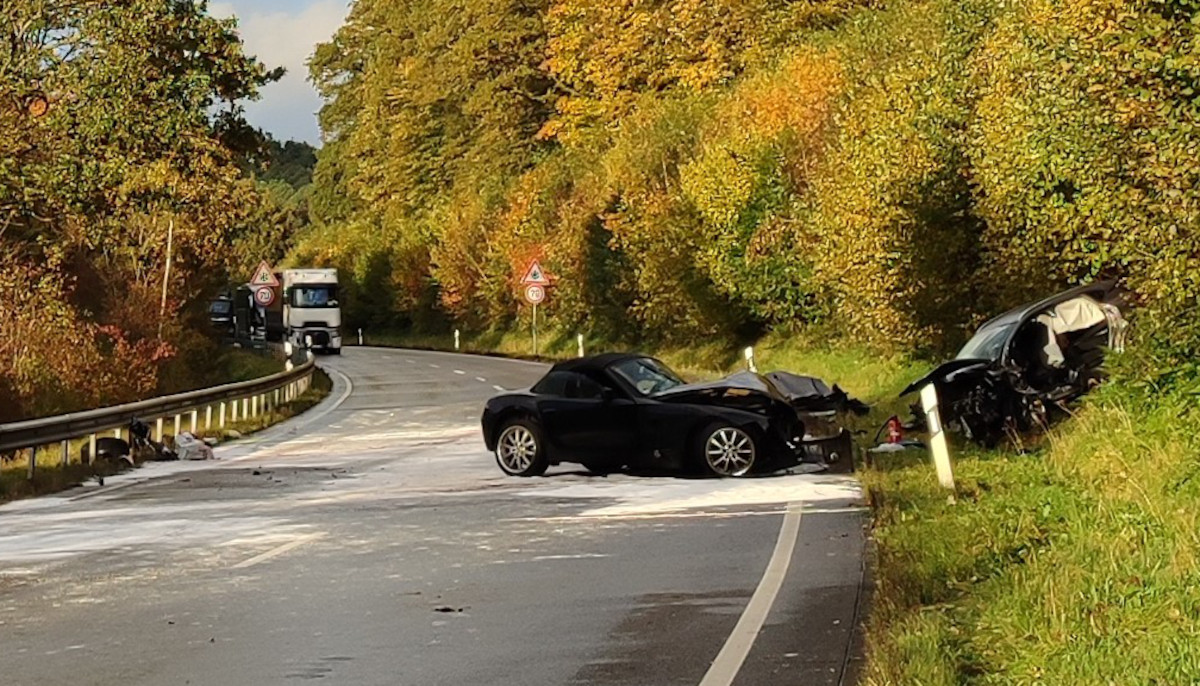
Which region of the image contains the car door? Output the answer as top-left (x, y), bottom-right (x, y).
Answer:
top-left (537, 372), bottom-right (636, 462)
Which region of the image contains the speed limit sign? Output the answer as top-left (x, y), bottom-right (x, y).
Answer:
top-left (253, 286), bottom-right (276, 307)
top-left (524, 284), bottom-right (545, 304)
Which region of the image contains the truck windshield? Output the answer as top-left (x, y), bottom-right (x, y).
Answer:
top-left (290, 286), bottom-right (338, 308)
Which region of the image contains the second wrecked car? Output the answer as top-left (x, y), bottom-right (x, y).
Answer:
top-left (903, 282), bottom-right (1128, 446)
top-left (482, 353), bottom-right (865, 477)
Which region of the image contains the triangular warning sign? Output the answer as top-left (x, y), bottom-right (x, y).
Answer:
top-left (250, 261), bottom-right (280, 288)
top-left (521, 260), bottom-right (549, 285)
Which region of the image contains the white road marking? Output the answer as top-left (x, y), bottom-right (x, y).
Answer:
top-left (406, 359), bottom-right (415, 364)
top-left (492, 385), bottom-right (506, 392)
top-left (475, 377), bottom-right (487, 383)
top-left (454, 369), bottom-right (466, 375)
top-left (230, 532), bottom-right (326, 570)
top-left (698, 502), bottom-right (803, 686)
top-left (430, 364), bottom-right (441, 369)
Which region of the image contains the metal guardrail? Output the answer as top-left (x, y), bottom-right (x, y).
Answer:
top-left (0, 355), bottom-right (317, 462)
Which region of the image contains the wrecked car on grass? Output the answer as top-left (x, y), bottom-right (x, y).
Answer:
top-left (482, 353), bottom-right (866, 477)
top-left (902, 282), bottom-right (1128, 446)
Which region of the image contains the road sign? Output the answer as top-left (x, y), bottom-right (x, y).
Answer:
top-left (253, 286), bottom-right (276, 307)
top-left (520, 260), bottom-right (549, 285)
top-left (250, 261), bottom-right (280, 288)
top-left (525, 284), bottom-right (545, 304)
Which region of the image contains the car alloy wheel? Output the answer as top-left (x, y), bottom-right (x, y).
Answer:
top-left (496, 422), bottom-right (546, 476)
top-left (704, 427), bottom-right (756, 477)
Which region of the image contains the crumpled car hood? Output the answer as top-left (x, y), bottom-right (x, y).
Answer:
top-left (656, 370), bottom-right (869, 415)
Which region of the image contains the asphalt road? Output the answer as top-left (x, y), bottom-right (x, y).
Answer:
top-left (0, 347), bottom-right (868, 686)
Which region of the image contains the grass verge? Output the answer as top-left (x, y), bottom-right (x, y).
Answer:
top-left (0, 366), bottom-right (332, 503)
top-left (361, 326), bottom-right (1200, 683)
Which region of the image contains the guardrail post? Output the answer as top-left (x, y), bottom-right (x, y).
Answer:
top-left (114, 428), bottom-right (122, 440)
top-left (205, 406), bottom-right (212, 432)
top-left (252, 395), bottom-right (258, 419)
top-left (88, 434), bottom-right (97, 465)
top-left (219, 402), bottom-right (227, 428)
top-left (190, 410), bottom-right (198, 434)
top-left (61, 440), bottom-right (69, 467)
top-left (231, 399), bottom-right (239, 423)
top-left (28, 446), bottom-right (37, 479)
top-left (155, 417), bottom-right (164, 442)
top-left (173, 414), bottom-right (181, 440)
top-left (242, 397), bottom-right (249, 420)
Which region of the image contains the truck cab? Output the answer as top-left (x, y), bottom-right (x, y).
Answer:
top-left (283, 268), bottom-right (342, 354)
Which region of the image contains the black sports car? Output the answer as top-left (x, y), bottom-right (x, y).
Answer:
top-left (902, 281), bottom-right (1128, 445)
top-left (481, 353), bottom-right (863, 477)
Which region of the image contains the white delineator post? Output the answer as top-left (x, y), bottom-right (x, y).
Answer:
top-left (920, 383), bottom-right (956, 492)
top-left (358, 328), bottom-right (363, 346)
top-left (454, 329), bottom-right (460, 351)
top-left (577, 333), bottom-right (584, 358)
top-left (744, 346), bottom-right (757, 373)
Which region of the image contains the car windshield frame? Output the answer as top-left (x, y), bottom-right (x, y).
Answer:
top-left (956, 320), bottom-right (1018, 361)
top-left (608, 357), bottom-right (687, 397)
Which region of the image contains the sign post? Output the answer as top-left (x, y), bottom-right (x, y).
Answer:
top-left (920, 383), bottom-right (956, 496)
top-left (521, 260), bottom-right (550, 358)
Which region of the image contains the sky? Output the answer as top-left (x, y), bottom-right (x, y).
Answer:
top-left (209, 0), bottom-right (351, 145)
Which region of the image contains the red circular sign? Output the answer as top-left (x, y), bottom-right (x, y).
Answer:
top-left (253, 286), bottom-right (276, 307)
top-left (525, 284), bottom-right (545, 304)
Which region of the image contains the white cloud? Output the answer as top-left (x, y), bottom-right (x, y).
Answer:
top-left (210, 1), bottom-right (350, 144)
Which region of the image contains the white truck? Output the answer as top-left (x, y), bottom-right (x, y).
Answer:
top-left (282, 268), bottom-right (342, 354)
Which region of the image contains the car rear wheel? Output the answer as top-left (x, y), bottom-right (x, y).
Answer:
top-left (699, 425), bottom-right (756, 477)
top-left (495, 420), bottom-right (549, 477)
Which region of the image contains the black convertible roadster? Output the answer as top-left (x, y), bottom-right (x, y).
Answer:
top-left (481, 353), bottom-right (863, 477)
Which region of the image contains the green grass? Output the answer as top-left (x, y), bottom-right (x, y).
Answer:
top-left (0, 368), bottom-right (332, 503)
top-left (363, 326), bottom-right (1200, 683)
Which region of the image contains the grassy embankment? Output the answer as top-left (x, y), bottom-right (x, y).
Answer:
top-left (0, 351), bottom-right (331, 503)
top-left (359, 327), bottom-right (1200, 683)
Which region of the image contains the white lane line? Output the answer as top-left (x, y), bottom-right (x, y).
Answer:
top-left (430, 363), bottom-right (441, 369)
top-left (454, 369), bottom-right (466, 375)
top-left (492, 385), bottom-right (506, 392)
top-left (231, 533), bottom-right (326, 570)
top-left (475, 377), bottom-right (487, 383)
top-left (406, 359), bottom-right (415, 364)
top-left (698, 502), bottom-right (803, 686)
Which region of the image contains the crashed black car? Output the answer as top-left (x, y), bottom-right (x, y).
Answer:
top-left (902, 282), bottom-right (1128, 446)
top-left (481, 353), bottom-right (865, 477)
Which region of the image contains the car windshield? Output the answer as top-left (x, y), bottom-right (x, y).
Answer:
top-left (209, 300), bottom-right (231, 314)
top-left (291, 285), bottom-right (338, 308)
top-left (956, 321), bottom-right (1018, 360)
top-left (610, 357), bottom-right (686, 396)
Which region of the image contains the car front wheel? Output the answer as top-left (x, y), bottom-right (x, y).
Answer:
top-left (495, 420), bottom-right (549, 477)
top-left (699, 425), bottom-right (757, 477)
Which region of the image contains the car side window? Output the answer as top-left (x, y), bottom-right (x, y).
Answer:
top-left (568, 374), bottom-right (606, 400)
top-left (532, 371), bottom-right (608, 399)
top-left (532, 372), bottom-right (571, 396)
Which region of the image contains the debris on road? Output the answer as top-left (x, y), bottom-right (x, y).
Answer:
top-left (174, 432), bottom-right (214, 461)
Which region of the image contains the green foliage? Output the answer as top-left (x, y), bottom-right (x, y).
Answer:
top-left (0, 0), bottom-right (283, 419)
top-left (862, 380), bottom-right (1200, 685)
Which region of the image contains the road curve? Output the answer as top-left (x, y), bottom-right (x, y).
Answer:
top-left (0, 347), bottom-right (867, 686)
